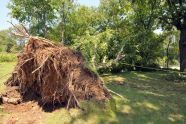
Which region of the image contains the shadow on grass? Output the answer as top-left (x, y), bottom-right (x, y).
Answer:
top-left (46, 71), bottom-right (186, 124)
top-left (1, 63), bottom-right (186, 124)
top-left (103, 71), bottom-right (186, 124)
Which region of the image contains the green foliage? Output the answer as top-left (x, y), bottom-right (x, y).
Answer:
top-left (7, 0), bottom-right (181, 72)
top-left (0, 30), bottom-right (17, 53)
top-left (158, 0), bottom-right (186, 30)
top-left (0, 53), bottom-right (17, 62)
top-left (123, 0), bottom-right (164, 68)
top-left (162, 30), bottom-right (179, 68)
top-left (72, 29), bottom-right (113, 67)
top-left (64, 6), bottom-right (105, 44)
top-left (8, 0), bottom-right (55, 37)
top-left (48, 0), bottom-right (75, 42)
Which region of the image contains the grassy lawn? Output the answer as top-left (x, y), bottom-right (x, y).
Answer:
top-left (0, 62), bottom-right (16, 122)
top-left (0, 62), bottom-right (186, 124)
top-left (0, 62), bottom-right (16, 93)
top-left (103, 72), bottom-right (186, 124)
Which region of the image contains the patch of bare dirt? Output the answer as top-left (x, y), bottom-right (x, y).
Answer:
top-left (1, 102), bottom-right (45, 124)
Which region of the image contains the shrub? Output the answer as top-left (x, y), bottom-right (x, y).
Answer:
top-left (0, 53), bottom-right (17, 62)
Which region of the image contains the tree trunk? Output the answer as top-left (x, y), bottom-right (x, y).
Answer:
top-left (61, 25), bottom-right (64, 44)
top-left (166, 37), bottom-right (171, 69)
top-left (92, 44), bottom-right (97, 70)
top-left (61, 2), bottom-right (65, 44)
top-left (179, 29), bottom-right (186, 72)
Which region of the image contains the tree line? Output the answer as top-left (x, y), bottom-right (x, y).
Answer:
top-left (1, 0), bottom-right (185, 72)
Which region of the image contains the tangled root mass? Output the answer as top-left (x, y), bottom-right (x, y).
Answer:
top-left (4, 37), bottom-right (110, 108)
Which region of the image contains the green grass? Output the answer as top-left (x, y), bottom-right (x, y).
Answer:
top-left (45, 72), bottom-right (186, 124)
top-left (0, 62), bottom-right (16, 121)
top-left (0, 62), bottom-right (16, 93)
top-left (0, 62), bottom-right (186, 124)
top-left (102, 72), bottom-right (186, 124)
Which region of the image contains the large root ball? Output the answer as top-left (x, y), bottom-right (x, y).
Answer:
top-left (4, 37), bottom-right (110, 108)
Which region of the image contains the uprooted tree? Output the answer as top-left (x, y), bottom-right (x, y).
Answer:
top-left (1, 34), bottom-right (110, 109)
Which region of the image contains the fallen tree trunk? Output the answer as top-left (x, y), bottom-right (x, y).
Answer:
top-left (4, 36), bottom-right (110, 108)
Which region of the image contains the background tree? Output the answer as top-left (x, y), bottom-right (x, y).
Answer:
top-left (8, 0), bottom-right (55, 37)
top-left (159, 0), bottom-right (186, 71)
top-left (162, 30), bottom-right (179, 68)
top-left (0, 30), bottom-right (16, 53)
top-left (6, 0), bottom-right (181, 72)
top-left (50, 0), bottom-right (75, 43)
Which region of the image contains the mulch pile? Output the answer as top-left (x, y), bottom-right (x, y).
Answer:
top-left (0, 36), bottom-right (110, 108)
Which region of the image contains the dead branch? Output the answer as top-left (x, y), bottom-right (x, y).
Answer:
top-left (8, 21), bottom-right (30, 38)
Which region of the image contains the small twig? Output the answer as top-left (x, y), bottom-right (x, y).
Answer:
top-left (107, 88), bottom-right (124, 99)
top-left (32, 36), bottom-right (56, 47)
top-left (67, 95), bottom-right (72, 109)
top-left (67, 72), bottom-right (80, 108)
top-left (32, 55), bottom-right (50, 74)
top-left (102, 84), bottom-right (124, 99)
top-left (20, 23), bottom-right (29, 35)
top-left (19, 58), bottom-right (34, 68)
top-left (71, 92), bottom-right (80, 107)
top-left (8, 21), bottom-right (30, 38)
top-left (8, 21), bottom-right (24, 35)
top-left (11, 32), bottom-right (26, 38)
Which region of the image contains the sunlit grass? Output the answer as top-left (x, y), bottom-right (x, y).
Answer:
top-left (0, 62), bottom-right (16, 122)
top-left (0, 53), bottom-right (17, 62)
top-left (0, 62), bottom-right (16, 93)
top-left (102, 71), bottom-right (186, 124)
top-left (46, 71), bottom-right (186, 124)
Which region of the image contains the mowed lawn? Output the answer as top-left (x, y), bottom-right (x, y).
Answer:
top-left (0, 62), bottom-right (16, 93)
top-left (0, 62), bottom-right (16, 121)
top-left (0, 62), bottom-right (186, 124)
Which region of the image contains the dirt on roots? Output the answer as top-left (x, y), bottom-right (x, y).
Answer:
top-left (1, 36), bottom-right (110, 110)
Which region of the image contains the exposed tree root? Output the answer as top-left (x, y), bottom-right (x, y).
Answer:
top-left (3, 36), bottom-right (110, 109)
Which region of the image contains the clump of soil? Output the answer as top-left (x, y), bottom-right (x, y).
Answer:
top-left (2, 101), bottom-right (45, 124)
top-left (2, 36), bottom-right (110, 109)
top-left (0, 86), bottom-right (21, 105)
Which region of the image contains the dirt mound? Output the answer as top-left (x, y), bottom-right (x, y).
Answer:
top-left (2, 36), bottom-right (110, 109)
top-left (2, 101), bottom-right (45, 124)
top-left (0, 86), bottom-right (21, 105)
